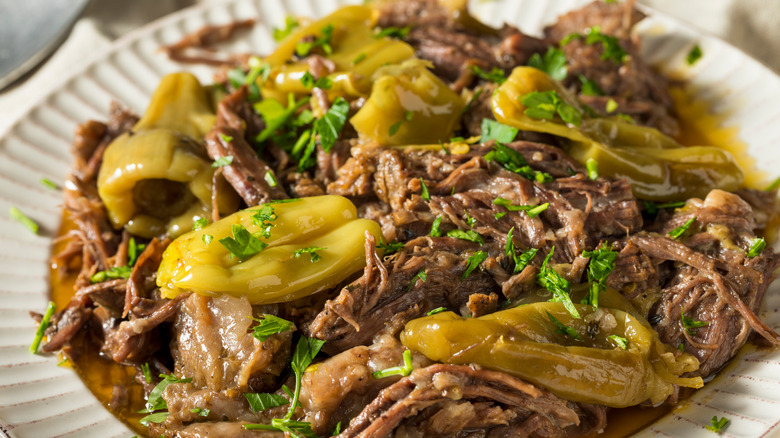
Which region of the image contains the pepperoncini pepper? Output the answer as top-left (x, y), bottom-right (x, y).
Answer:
top-left (97, 72), bottom-right (239, 238)
top-left (157, 195), bottom-right (382, 304)
top-left (491, 66), bottom-right (744, 201)
top-left (400, 301), bottom-right (702, 408)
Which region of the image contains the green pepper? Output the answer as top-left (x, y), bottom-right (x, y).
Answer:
top-left (350, 60), bottom-right (465, 146)
top-left (491, 67), bottom-right (744, 201)
top-left (157, 195), bottom-right (382, 304)
top-left (97, 73), bottom-right (239, 238)
top-left (400, 301), bottom-right (702, 408)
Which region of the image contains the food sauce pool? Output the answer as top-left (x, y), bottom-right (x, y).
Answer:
top-left (48, 86), bottom-right (752, 437)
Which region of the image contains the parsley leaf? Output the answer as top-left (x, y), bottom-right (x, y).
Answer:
top-left (373, 349), bottom-right (413, 378)
top-left (581, 243), bottom-right (618, 308)
top-left (273, 16), bottom-right (299, 42)
top-left (521, 90), bottom-right (582, 126)
top-left (378, 237), bottom-right (404, 254)
top-left (295, 24), bottom-right (334, 57)
top-left (538, 247), bottom-right (580, 318)
top-left (608, 334), bottom-right (628, 349)
top-left (218, 133), bottom-right (233, 143)
top-left (245, 393), bottom-right (289, 412)
top-left (606, 98), bottom-right (618, 113)
top-left (219, 224), bottom-right (268, 261)
top-left (419, 178), bottom-right (431, 201)
top-left (747, 237), bottom-right (766, 258)
top-left (41, 178), bottom-right (59, 190)
top-left (190, 407), bottom-right (210, 417)
top-left (462, 251), bottom-right (488, 279)
top-left (314, 97), bottom-right (349, 152)
top-left (680, 306), bottom-right (708, 334)
top-left (578, 74), bottom-right (604, 96)
top-left (252, 314), bottom-right (294, 342)
top-left (251, 204), bottom-right (277, 238)
top-left (584, 26), bottom-right (628, 63)
top-left (427, 307), bottom-right (447, 316)
top-left (140, 373), bottom-right (193, 413)
top-left (127, 237), bottom-right (145, 267)
top-left (292, 246), bottom-right (327, 262)
top-left (586, 158), bottom-right (598, 180)
top-left (480, 118), bottom-right (518, 144)
top-left (430, 216), bottom-right (444, 237)
top-left (139, 412), bottom-right (169, 426)
top-left (447, 229), bottom-right (485, 245)
top-left (643, 200), bottom-right (686, 215)
top-left (408, 269), bottom-right (427, 290)
top-left (352, 53), bottom-right (366, 65)
top-left (212, 155), bottom-right (234, 167)
top-left (687, 44), bottom-right (703, 65)
top-left (287, 337), bottom-right (325, 419)
top-left (547, 311), bottom-right (582, 340)
top-left (668, 216), bottom-right (697, 240)
top-left (141, 363), bottom-right (153, 383)
top-left (90, 266), bottom-right (132, 284)
top-left (471, 65), bottom-right (506, 84)
top-left (192, 217), bottom-right (208, 231)
top-left (705, 416), bottom-right (729, 433)
top-left (203, 234), bottom-right (213, 245)
top-left (374, 26), bottom-right (410, 39)
top-left (30, 301), bottom-right (55, 354)
top-left (389, 120), bottom-right (402, 136)
top-left (765, 176), bottom-right (780, 191)
top-left (300, 71), bottom-right (333, 90)
top-left (9, 206), bottom-right (38, 234)
top-left (255, 93), bottom-right (310, 144)
top-left (506, 227), bottom-right (538, 274)
top-left (527, 46), bottom-right (567, 80)
top-left (484, 142), bottom-right (553, 183)
top-left (264, 171), bottom-right (278, 187)
top-left (493, 197), bottom-right (549, 218)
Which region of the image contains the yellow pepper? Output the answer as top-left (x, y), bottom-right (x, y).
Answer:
top-left (157, 195), bottom-right (382, 304)
top-left (97, 72), bottom-right (239, 238)
top-left (491, 67), bottom-right (744, 201)
top-left (401, 301), bottom-right (702, 408)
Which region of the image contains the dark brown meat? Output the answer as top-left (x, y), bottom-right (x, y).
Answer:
top-left (205, 86), bottom-right (289, 206)
top-left (338, 364), bottom-right (606, 438)
top-left (161, 19), bottom-right (255, 66)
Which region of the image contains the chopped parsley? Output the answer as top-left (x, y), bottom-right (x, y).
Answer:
top-left (461, 87), bottom-right (484, 115)
top-left (40, 178), bottom-right (59, 190)
top-left (291, 246), bottom-right (326, 262)
top-left (190, 407), bottom-right (210, 417)
top-left (352, 53), bottom-right (366, 65)
top-left (332, 422), bottom-right (342, 436)
top-left (127, 237), bottom-right (145, 267)
top-left (139, 412), bottom-right (170, 426)
top-left (203, 234), bottom-right (213, 245)
top-left (430, 216), bottom-right (444, 237)
top-left (484, 142), bottom-right (553, 183)
top-left (471, 65), bottom-right (506, 84)
top-left (30, 301), bottom-right (55, 354)
top-left (706, 416), bottom-right (729, 433)
top-left (527, 46), bottom-right (568, 80)
top-left (300, 71), bottom-right (333, 90)
top-left (389, 120), bottom-right (402, 136)
top-left (419, 178), bottom-right (431, 201)
top-left (314, 96), bottom-right (349, 152)
top-left (581, 243), bottom-right (618, 308)
top-left (264, 171), bottom-right (278, 187)
top-left (447, 229), bottom-right (485, 245)
top-left (227, 57), bottom-right (270, 102)
top-left (273, 16), bottom-right (299, 42)
top-left (538, 246), bottom-right (580, 319)
top-left (480, 118), bottom-right (518, 144)
top-left (427, 307), bottom-right (447, 316)
top-left (139, 373), bottom-right (193, 415)
top-left (606, 98), bottom-right (618, 113)
top-left (252, 314), bottom-right (294, 342)
top-left (212, 155), bottom-right (234, 168)
top-left (493, 197), bottom-right (549, 218)
top-left (374, 26), bottom-right (410, 39)
top-left (255, 93), bottom-right (310, 144)
top-left (747, 237), bottom-right (766, 258)
top-left (586, 158), bottom-right (598, 180)
top-left (141, 363), bottom-right (153, 383)
top-left (373, 349), bottom-right (413, 378)
top-left (295, 24), bottom-right (334, 57)
top-left (505, 227), bottom-right (538, 274)
top-left (251, 204), bottom-right (277, 238)
top-left (192, 217), bottom-right (208, 231)
top-left (9, 206), bottom-right (38, 235)
top-left (218, 133), bottom-right (233, 143)
top-left (219, 224), bottom-right (269, 261)
top-left (563, 26), bottom-right (627, 64)
top-left (643, 200), bottom-right (686, 215)
top-left (245, 393), bottom-right (289, 412)
top-left (521, 90), bottom-right (582, 126)
top-left (687, 44), bottom-right (703, 65)
top-left (462, 251), bottom-right (488, 279)
top-left (668, 216), bottom-right (697, 240)
top-left (378, 237), bottom-right (404, 254)
top-left (90, 266), bottom-right (132, 283)
top-left (765, 176), bottom-right (780, 191)
top-left (578, 74), bottom-right (604, 96)
top-left (681, 306), bottom-right (708, 334)
top-left (547, 311), bottom-right (582, 340)
top-left (608, 334), bottom-right (628, 349)
top-left (408, 269), bottom-right (427, 290)
top-left (465, 213), bottom-right (477, 228)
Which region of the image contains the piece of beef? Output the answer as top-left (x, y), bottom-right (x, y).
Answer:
top-left (205, 86), bottom-right (289, 206)
top-left (338, 364), bottom-right (606, 438)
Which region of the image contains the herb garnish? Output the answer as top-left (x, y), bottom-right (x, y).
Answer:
top-left (606, 98), bottom-right (618, 113)
top-left (578, 74), bottom-right (604, 96)
top-left (668, 216), bottom-right (697, 240)
top-left (30, 301), bottom-right (55, 354)
top-left (251, 204), bottom-right (277, 238)
top-left (203, 234), bottom-right (213, 245)
top-left (220, 224), bottom-right (269, 261)
top-left (608, 334), bottom-right (628, 349)
top-left (747, 237), bottom-right (766, 258)
top-left (245, 393), bottom-right (290, 412)
top-left (141, 363), bottom-right (153, 383)
top-left (408, 269), bottom-right (427, 290)
top-left (462, 251), bottom-right (488, 279)
top-left (374, 26), bottom-right (410, 39)
top-left (190, 407), bottom-right (210, 417)
top-left (538, 246), bottom-right (580, 319)
top-left (273, 16), bottom-right (299, 42)
top-left (484, 142), bottom-right (553, 183)
top-left (227, 57), bottom-right (270, 102)
top-left (505, 227), bottom-right (538, 274)
top-left (295, 24), bottom-right (334, 57)
top-left (471, 65), bottom-right (506, 84)
top-left (493, 197), bottom-right (549, 218)
top-left (352, 53), bottom-right (366, 65)
top-left (705, 416), bottom-right (729, 433)
top-left (292, 246), bottom-right (327, 262)
top-left (430, 216), bottom-right (444, 237)
top-left (138, 372), bottom-right (193, 426)
top-left (192, 217), bottom-right (208, 231)
top-left (427, 307), bottom-right (447, 316)
top-left (264, 171), bottom-right (279, 187)
top-left (680, 306), bottom-right (708, 334)
top-left (378, 237), bottom-right (404, 254)
top-left (313, 96), bottom-right (349, 153)
top-left (643, 200), bottom-right (686, 215)
top-left (218, 133), bottom-right (233, 143)
top-left (447, 229), bottom-right (485, 245)
top-left (41, 178), bottom-right (59, 190)
top-left (547, 311), bottom-right (582, 340)
top-left (765, 176), bottom-right (780, 191)
top-left (300, 71), bottom-right (333, 90)
top-left (212, 155), bottom-right (234, 168)
top-left (373, 350), bottom-right (413, 378)
top-left (332, 421), bottom-right (342, 436)
top-left (586, 158), bottom-right (598, 180)
top-left (255, 93), bottom-right (310, 144)
top-left (127, 237), bottom-right (145, 267)
top-left (90, 266), bottom-right (132, 283)
top-left (9, 206), bottom-right (39, 234)
top-left (252, 314), bottom-right (294, 342)
top-left (521, 90), bottom-right (582, 126)
top-left (419, 178), bottom-right (431, 201)
top-left (580, 243), bottom-right (618, 308)
top-left (563, 26), bottom-right (627, 64)
top-left (687, 45), bottom-right (703, 65)
top-left (480, 118), bottom-right (518, 144)
top-left (527, 46), bottom-right (568, 80)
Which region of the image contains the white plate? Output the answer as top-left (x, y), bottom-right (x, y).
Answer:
top-left (2, 0), bottom-right (780, 437)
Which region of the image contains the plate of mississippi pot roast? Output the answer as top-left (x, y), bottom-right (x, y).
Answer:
top-left (3, 0), bottom-right (780, 437)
